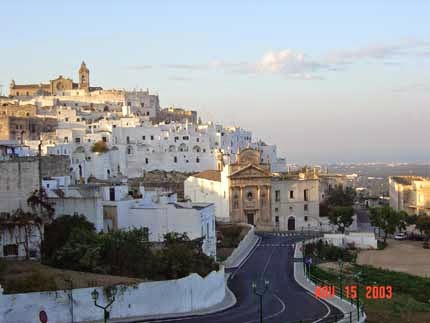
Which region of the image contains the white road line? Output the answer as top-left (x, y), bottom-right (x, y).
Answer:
top-left (240, 293), bottom-right (287, 323)
top-left (305, 290), bottom-right (331, 323)
top-left (230, 237), bottom-right (261, 280)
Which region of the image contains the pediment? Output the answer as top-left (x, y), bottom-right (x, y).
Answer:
top-left (229, 164), bottom-right (271, 179)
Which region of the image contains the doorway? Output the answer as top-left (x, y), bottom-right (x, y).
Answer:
top-left (287, 216), bottom-right (295, 231)
top-left (246, 212), bottom-right (255, 226)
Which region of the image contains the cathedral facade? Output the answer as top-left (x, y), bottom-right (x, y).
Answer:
top-left (9, 62), bottom-right (96, 97)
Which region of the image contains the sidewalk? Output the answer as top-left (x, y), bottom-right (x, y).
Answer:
top-left (293, 241), bottom-right (366, 323)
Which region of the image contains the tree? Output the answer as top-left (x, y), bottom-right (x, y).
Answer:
top-left (27, 189), bottom-right (55, 242)
top-left (416, 215), bottom-right (430, 249)
top-left (91, 140), bottom-right (109, 153)
top-left (326, 185), bottom-right (356, 207)
top-left (368, 206), bottom-right (407, 244)
top-left (328, 206), bottom-right (354, 233)
top-left (0, 209), bottom-right (42, 259)
top-left (42, 214), bottom-right (96, 265)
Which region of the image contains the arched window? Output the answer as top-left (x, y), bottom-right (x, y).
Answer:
top-left (126, 136), bottom-right (130, 144)
top-left (247, 192), bottom-right (253, 201)
top-left (196, 157), bottom-right (200, 163)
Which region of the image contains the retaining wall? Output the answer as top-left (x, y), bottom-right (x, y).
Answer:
top-left (0, 267), bottom-right (225, 323)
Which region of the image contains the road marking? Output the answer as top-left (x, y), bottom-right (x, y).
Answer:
top-left (240, 293), bottom-right (286, 323)
top-left (305, 290), bottom-right (331, 323)
top-left (230, 237), bottom-right (261, 280)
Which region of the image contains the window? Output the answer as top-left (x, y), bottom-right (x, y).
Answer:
top-left (126, 136), bottom-right (130, 144)
top-left (3, 244), bottom-right (18, 256)
top-left (275, 216), bottom-right (279, 223)
top-left (275, 207), bottom-right (279, 212)
top-left (64, 137), bottom-right (69, 143)
top-left (247, 192), bottom-right (253, 201)
top-left (304, 189), bottom-right (309, 201)
top-left (290, 190), bottom-right (294, 199)
top-left (183, 136), bottom-right (189, 140)
top-left (65, 117), bottom-right (69, 122)
top-left (196, 138), bottom-right (200, 142)
top-left (304, 204), bottom-right (308, 211)
top-left (145, 158), bottom-right (149, 164)
top-left (196, 157), bottom-right (200, 163)
top-left (75, 137), bottom-right (81, 143)
top-left (142, 227), bottom-right (149, 240)
top-left (142, 136), bottom-right (146, 140)
top-left (102, 137), bottom-right (107, 143)
top-left (141, 102), bottom-right (145, 108)
top-left (150, 135), bottom-right (154, 140)
top-left (304, 215), bottom-right (308, 222)
top-left (275, 190), bottom-right (281, 201)
top-left (127, 146), bottom-right (132, 155)
top-left (289, 206), bottom-right (293, 211)
top-left (174, 156), bottom-right (177, 163)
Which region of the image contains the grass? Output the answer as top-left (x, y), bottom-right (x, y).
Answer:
top-left (0, 260), bottom-right (142, 294)
top-left (310, 263), bottom-right (430, 323)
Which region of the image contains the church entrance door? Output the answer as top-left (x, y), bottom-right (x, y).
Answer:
top-left (246, 212), bottom-right (255, 226)
top-left (287, 217), bottom-right (295, 231)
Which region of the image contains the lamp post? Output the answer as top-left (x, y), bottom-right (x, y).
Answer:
top-left (91, 288), bottom-right (116, 323)
top-left (337, 258), bottom-right (344, 299)
top-left (252, 280), bottom-right (270, 323)
top-left (353, 271), bottom-right (362, 321)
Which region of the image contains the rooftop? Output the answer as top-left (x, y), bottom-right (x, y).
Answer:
top-left (192, 169), bottom-right (221, 182)
top-left (391, 176), bottom-right (428, 185)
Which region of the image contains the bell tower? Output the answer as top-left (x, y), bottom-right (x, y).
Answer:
top-left (79, 61), bottom-right (90, 91)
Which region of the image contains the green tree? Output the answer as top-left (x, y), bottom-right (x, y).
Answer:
top-left (326, 185), bottom-right (356, 207)
top-left (416, 215), bottom-right (430, 248)
top-left (328, 206), bottom-right (354, 233)
top-left (42, 214), bottom-right (96, 265)
top-left (368, 206), bottom-right (407, 244)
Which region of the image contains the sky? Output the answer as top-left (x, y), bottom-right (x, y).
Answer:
top-left (1, 1), bottom-right (430, 164)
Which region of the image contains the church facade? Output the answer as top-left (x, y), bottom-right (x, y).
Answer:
top-left (185, 148), bottom-right (322, 231)
top-left (9, 62), bottom-right (98, 97)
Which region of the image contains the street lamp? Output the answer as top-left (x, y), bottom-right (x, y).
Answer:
top-left (337, 258), bottom-right (344, 299)
top-left (252, 280), bottom-right (270, 323)
top-left (91, 288), bottom-right (117, 323)
top-left (353, 271), bottom-right (362, 321)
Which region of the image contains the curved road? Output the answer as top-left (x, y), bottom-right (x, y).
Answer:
top-left (140, 233), bottom-right (342, 323)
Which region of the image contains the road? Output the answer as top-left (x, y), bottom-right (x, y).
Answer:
top-left (140, 233), bottom-right (342, 323)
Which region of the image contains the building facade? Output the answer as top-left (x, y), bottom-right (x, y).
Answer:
top-left (389, 176), bottom-right (430, 215)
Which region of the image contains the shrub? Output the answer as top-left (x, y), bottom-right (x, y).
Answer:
top-left (91, 140), bottom-right (109, 153)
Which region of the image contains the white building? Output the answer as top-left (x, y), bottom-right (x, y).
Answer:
top-left (127, 193), bottom-right (216, 257)
top-left (272, 173), bottom-right (321, 231)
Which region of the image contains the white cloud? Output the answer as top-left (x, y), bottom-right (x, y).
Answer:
top-left (160, 38), bottom-right (430, 80)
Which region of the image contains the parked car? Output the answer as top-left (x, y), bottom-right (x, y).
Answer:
top-left (394, 232), bottom-right (408, 240)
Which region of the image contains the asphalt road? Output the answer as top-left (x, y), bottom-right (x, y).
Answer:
top-left (140, 233), bottom-right (343, 323)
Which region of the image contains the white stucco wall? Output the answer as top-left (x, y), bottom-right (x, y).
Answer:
top-left (324, 233), bottom-right (377, 249)
top-left (0, 268), bottom-right (225, 323)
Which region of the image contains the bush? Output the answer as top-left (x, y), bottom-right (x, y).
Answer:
top-left (305, 239), bottom-right (356, 262)
top-left (218, 225), bottom-right (243, 248)
top-left (91, 140), bottom-right (109, 153)
top-left (377, 240), bottom-right (387, 250)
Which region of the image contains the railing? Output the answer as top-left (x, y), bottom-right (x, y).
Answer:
top-left (283, 309), bottom-right (361, 323)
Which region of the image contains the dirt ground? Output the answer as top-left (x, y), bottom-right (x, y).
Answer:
top-left (357, 239), bottom-right (430, 277)
top-left (0, 260), bottom-right (142, 293)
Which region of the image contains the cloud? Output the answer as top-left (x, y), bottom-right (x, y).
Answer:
top-left (127, 65), bottom-right (152, 70)
top-left (324, 38), bottom-right (430, 64)
top-left (159, 38), bottom-right (430, 80)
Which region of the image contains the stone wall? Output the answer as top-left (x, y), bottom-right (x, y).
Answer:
top-left (0, 268), bottom-right (226, 323)
top-left (0, 156), bottom-right (69, 212)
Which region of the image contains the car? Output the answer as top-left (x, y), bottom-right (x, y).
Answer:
top-left (394, 232), bottom-right (408, 240)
